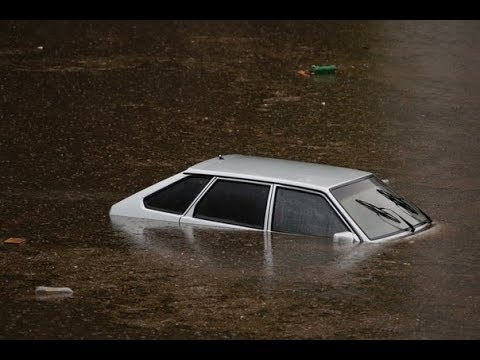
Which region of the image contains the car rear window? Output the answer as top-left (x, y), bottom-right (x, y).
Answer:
top-left (272, 187), bottom-right (347, 237)
top-left (193, 180), bottom-right (270, 229)
top-left (143, 175), bottom-right (212, 214)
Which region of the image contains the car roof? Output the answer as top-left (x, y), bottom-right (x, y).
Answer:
top-left (185, 154), bottom-right (371, 191)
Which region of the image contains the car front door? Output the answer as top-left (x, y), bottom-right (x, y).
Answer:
top-left (268, 185), bottom-right (350, 238)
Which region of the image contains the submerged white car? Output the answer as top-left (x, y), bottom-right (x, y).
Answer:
top-left (110, 154), bottom-right (432, 242)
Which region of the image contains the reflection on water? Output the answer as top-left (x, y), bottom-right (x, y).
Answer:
top-left (1, 20), bottom-right (479, 339)
top-left (111, 215), bottom-right (380, 278)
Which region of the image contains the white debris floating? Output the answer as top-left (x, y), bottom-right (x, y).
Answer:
top-left (35, 286), bottom-right (73, 295)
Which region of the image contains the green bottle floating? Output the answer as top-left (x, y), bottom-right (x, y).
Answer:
top-left (311, 65), bottom-right (337, 75)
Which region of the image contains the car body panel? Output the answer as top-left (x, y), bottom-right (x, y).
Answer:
top-left (185, 154), bottom-right (371, 192)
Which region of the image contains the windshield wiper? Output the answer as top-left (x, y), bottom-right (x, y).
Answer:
top-left (355, 199), bottom-right (415, 232)
top-left (376, 189), bottom-right (418, 214)
top-left (355, 199), bottom-right (401, 223)
top-left (377, 189), bottom-right (432, 223)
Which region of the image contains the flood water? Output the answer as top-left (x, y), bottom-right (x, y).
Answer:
top-left (1, 20), bottom-right (479, 339)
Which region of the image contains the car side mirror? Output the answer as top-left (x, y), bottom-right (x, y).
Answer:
top-left (382, 178), bottom-right (390, 185)
top-left (333, 231), bottom-right (360, 243)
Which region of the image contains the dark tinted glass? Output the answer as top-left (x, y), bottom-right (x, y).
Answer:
top-left (272, 188), bottom-right (347, 237)
top-left (193, 180), bottom-right (270, 229)
top-left (143, 175), bottom-right (212, 214)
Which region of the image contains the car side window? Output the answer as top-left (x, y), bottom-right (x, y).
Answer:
top-left (193, 180), bottom-right (270, 229)
top-left (143, 175), bottom-right (212, 214)
top-left (272, 187), bottom-right (347, 237)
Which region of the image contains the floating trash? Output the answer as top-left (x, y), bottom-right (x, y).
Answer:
top-left (296, 70), bottom-right (311, 78)
top-left (4, 237), bottom-right (26, 245)
top-left (35, 286), bottom-right (73, 300)
top-left (296, 65), bottom-right (337, 79)
top-left (311, 65), bottom-right (337, 75)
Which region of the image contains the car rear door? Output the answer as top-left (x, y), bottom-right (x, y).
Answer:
top-left (180, 177), bottom-right (274, 230)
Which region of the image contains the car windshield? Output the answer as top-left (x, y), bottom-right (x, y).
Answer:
top-left (331, 176), bottom-right (430, 240)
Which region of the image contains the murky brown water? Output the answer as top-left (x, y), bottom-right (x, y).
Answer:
top-left (1, 20), bottom-right (479, 339)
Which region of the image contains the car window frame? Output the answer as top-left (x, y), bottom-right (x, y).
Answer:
top-left (142, 174), bottom-right (216, 216)
top-left (182, 174), bottom-right (356, 235)
top-left (266, 184), bottom-right (355, 236)
top-left (184, 176), bottom-right (274, 230)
